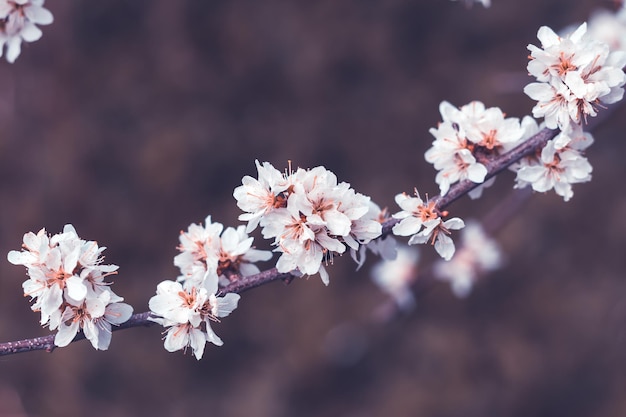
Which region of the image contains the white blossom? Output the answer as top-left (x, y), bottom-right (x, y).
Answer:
top-left (55, 290), bottom-right (133, 350)
top-left (175, 216), bottom-right (271, 289)
top-left (7, 224), bottom-right (133, 350)
top-left (233, 160), bottom-right (289, 233)
top-left (0, 0), bottom-right (53, 63)
top-left (235, 161), bottom-right (382, 285)
top-left (525, 23), bottom-right (626, 130)
top-left (512, 124), bottom-right (593, 201)
top-left (392, 191), bottom-right (464, 260)
top-left (149, 275), bottom-right (240, 360)
top-left (425, 101), bottom-right (523, 198)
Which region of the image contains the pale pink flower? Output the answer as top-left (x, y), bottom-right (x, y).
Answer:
top-left (392, 191), bottom-right (464, 260)
top-left (149, 275), bottom-right (240, 360)
top-left (236, 161), bottom-right (382, 284)
top-left (0, 0), bottom-right (53, 63)
top-left (525, 23), bottom-right (626, 129)
top-left (513, 125), bottom-right (593, 201)
top-left (8, 224), bottom-right (132, 349)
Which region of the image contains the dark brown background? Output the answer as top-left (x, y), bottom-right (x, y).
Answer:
top-left (1, 1), bottom-right (626, 416)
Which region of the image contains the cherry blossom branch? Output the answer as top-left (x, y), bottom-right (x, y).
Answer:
top-left (0, 126), bottom-right (558, 357)
top-left (373, 186), bottom-right (534, 322)
top-left (381, 126), bottom-right (557, 235)
top-left (0, 312), bottom-right (154, 355)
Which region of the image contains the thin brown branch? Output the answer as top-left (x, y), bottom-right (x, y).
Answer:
top-left (0, 125), bottom-right (594, 357)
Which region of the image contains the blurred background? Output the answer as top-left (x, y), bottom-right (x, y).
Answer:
top-left (2, 1), bottom-right (626, 416)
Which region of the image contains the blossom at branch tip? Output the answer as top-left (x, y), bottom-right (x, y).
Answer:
top-left (511, 124), bottom-right (593, 201)
top-left (524, 22), bottom-right (626, 130)
top-left (392, 192), bottom-right (465, 260)
top-left (433, 221), bottom-right (502, 298)
top-left (148, 274), bottom-right (240, 360)
top-left (234, 161), bottom-right (382, 285)
top-left (0, 0), bottom-right (53, 63)
top-left (7, 224), bottom-right (133, 350)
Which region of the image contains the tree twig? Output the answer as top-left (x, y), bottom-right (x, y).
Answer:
top-left (0, 125), bottom-right (589, 357)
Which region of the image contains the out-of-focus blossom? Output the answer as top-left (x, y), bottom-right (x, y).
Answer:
top-left (450, 0), bottom-right (490, 8)
top-left (371, 246), bottom-right (419, 311)
top-left (433, 221), bottom-right (502, 297)
top-left (0, 0), bottom-right (53, 63)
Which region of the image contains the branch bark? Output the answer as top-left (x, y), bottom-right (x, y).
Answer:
top-left (0, 126), bottom-right (573, 357)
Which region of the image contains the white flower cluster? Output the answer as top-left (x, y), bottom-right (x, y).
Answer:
top-left (7, 225), bottom-right (133, 350)
top-left (149, 216), bottom-right (271, 359)
top-left (234, 160), bottom-right (382, 285)
top-left (0, 0), bottom-right (52, 63)
top-left (433, 221), bottom-right (502, 297)
top-left (392, 191), bottom-right (465, 260)
top-left (512, 122), bottom-right (593, 201)
top-left (149, 277), bottom-right (240, 360)
top-left (524, 23), bottom-right (626, 136)
top-left (425, 100), bottom-right (525, 198)
top-left (174, 215), bottom-right (273, 289)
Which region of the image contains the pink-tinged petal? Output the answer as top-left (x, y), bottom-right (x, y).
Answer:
top-left (467, 163), bottom-right (488, 183)
top-left (205, 323), bottom-right (223, 347)
top-left (392, 217), bottom-right (423, 237)
top-left (24, 5), bottom-right (53, 25)
top-left (83, 320), bottom-right (100, 349)
top-left (324, 211), bottom-right (351, 237)
top-left (216, 293), bottom-right (240, 318)
top-left (7, 250), bottom-right (37, 265)
top-left (434, 234), bottom-right (456, 261)
top-left (408, 232), bottom-right (429, 245)
top-left (20, 22), bottom-right (42, 42)
top-left (319, 265), bottom-right (330, 286)
top-left (40, 284), bottom-right (63, 316)
top-left (66, 275), bottom-right (87, 301)
top-left (190, 328), bottom-right (207, 359)
top-left (276, 252), bottom-right (298, 273)
top-left (536, 26), bottom-right (560, 48)
top-left (443, 218), bottom-right (465, 230)
top-left (55, 321), bottom-right (80, 347)
top-left (164, 325), bottom-right (190, 352)
top-left (6, 37), bottom-right (22, 63)
top-left (105, 302), bottom-right (133, 325)
top-left (95, 322), bottom-right (113, 350)
top-left (86, 296), bottom-right (106, 318)
top-left (203, 273), bottom-right (219, 295)
top-left (569, 22), bottom-right (587, 44)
